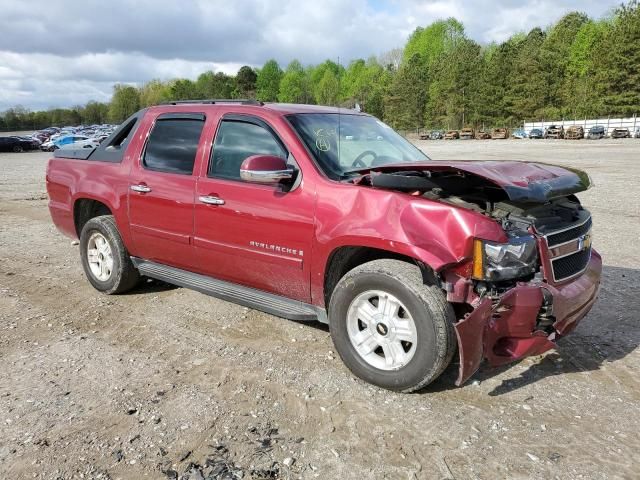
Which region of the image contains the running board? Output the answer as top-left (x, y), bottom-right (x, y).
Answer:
top-left (132, 258), bottom-right (326, 323)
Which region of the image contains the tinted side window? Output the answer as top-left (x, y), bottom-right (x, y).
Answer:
top-left (209, 120), bottom-right (286, 180)
top-left (143, 118), bottom-right (204, 175)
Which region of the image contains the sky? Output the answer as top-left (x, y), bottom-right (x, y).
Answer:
top-left (0, 0), bottom-right (621, 111)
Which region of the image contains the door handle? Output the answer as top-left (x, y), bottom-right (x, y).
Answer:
top-left (199, 195), bottom-right (225, 206)
top-left (130, 184), bottom-right (152, 193)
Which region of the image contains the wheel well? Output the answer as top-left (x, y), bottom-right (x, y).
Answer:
top-left (73, 198), bottom-right (112, 237)
top-left (323, 246), bottom-right (436, 307)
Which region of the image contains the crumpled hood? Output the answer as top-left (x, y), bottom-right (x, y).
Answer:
top-left (362, 160), bottom-right (591, 202)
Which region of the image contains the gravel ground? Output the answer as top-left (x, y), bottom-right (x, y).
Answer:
top-left (0, 139), bottom-right (639, 480)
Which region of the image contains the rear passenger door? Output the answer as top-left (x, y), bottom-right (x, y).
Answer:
top-left (193, 114), bottom-right (316, 302)
top-left (128, 112), bottom-right (206, 270)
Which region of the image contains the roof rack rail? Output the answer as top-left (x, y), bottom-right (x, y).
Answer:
top-left (161, 99), bottom-right (264, 106)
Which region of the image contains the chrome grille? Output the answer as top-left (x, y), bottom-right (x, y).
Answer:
top-left (552, 249), bottom-right (591, 282)
top-left (544, 216), bottom-right (592, 282)
top-left (546, 217), bottom-right (592, 247)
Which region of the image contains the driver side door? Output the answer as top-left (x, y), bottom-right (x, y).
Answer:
top-left (193, 114), bottom-right (316, 302)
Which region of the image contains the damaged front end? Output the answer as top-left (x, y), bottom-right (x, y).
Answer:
top-left (441, 195), bottom-right (602, 386)
top-left (451, 247), bottom-right (601, 385)
top-left (351, 161), bottom-right (601, 386)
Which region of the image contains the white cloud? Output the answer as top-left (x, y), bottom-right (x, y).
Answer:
top-left (0, 0), bottom-right (621, 110)
top-left (0, 51), bottom-right (244, 110)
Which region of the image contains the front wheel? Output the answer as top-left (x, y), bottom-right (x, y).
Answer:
top-left (328, 259), bottom-right (456, 392)
top-left (79, 215), bottom-right (140, 294)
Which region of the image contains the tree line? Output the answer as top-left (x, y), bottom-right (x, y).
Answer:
top-left (2, 1), bottom-right (638, 132)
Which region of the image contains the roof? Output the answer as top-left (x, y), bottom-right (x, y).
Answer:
top-left (149, 100), bottom-right (366, 116)
top-left (263, 103), bottom-right (365, 115)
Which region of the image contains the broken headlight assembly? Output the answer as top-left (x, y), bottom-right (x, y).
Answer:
top-left (472, 235), bottom-right (538, 281)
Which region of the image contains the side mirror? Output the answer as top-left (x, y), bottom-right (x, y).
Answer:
top-left (239, 155), bottom-right (294, 184)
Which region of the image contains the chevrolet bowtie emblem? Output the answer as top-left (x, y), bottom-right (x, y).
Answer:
top-left (578, 233), bottom-right (592, 251)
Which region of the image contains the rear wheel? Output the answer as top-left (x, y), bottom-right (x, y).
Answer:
top-left (12, 145), bottom-right (23, 153)
top-left (328, 259), bottom-right (456, 392)
top-left (80, 215), bottom-right (139, 294)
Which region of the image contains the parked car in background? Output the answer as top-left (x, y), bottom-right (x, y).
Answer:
top-left (475, 130), bottom-right (492, 140)
top-left (430, 130), bottom-right (444, 140)
top-left (59, 138), bottom-right (101, 150)
top-left (13, 135), bottom-right (42, 146)
top-left (511, 129), bottom-right (527, 139)
top-left (611, 128), bottom-right (630, 139)
top-left (587, 125), bottom-right (606, 139)
top-left (491, 128), bottom-right (508, 139)
top-left (444, 130), bottom-right (460, 140)
top-left (634, 128), bottom-right (640, 139)
top-left (528, 128), bottom-right (544, 139)
top-left (419, 131), bottom-right (431, 140)
top-left (459, 127), bottom-right (475, 140)
top-left (565, 126), bottom-right (585, 140)
top-left (0, 136), bottom-right (40, 152)
top-left (41, 135), bottom-right (91, 152)
top-left (545, 125), bottom-right (564, 139)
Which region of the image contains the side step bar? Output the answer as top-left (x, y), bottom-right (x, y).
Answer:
top-left (132, 258), bottom-right (327, 323)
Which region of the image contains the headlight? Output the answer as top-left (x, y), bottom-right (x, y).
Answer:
top-left (472, 236), bottom-right (538, 281)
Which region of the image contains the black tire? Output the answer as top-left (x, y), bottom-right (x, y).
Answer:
top-left (79, 215), bottom-right (140, 294)
top-left (328, 259), bottom-right (456, 392)
top-left (13, 145), bottom-right (23, 153)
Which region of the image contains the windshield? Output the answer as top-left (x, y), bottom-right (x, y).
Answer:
top-left (287, 113), bottom-right (430, 180)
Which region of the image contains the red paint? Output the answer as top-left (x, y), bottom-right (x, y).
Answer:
top-left (46, 103), bottom-right (603, 385)
top-left (240, 154), bottom-right (288, 172)
top-left (453, 252), bottom-right (601, 385)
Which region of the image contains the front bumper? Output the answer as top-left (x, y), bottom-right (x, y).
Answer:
top-left (453, 249), bottom-right (602, 386)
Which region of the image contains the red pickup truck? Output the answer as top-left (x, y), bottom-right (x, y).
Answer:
top-left (46, 100), bottom-right (601, 391)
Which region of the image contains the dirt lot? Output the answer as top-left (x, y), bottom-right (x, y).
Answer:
top-left (1, 139), bottom-right (639, 480)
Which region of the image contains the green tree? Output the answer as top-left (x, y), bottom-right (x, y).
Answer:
top-left (278, 60), bottom-right (312, 103)
top-left (256, 59), bottom-right (283, 102)
top-left (593, 1), bottom-right (640, 115)
top-left (108, 84), bottom-right (140, 123)
top-left (540, 12), bottom-right (590, 116)
top-left (384, 53), bottom-right (428, 130)
top-left (504, 28), bottom-right (549, 122)
top-left (403, 19), bottom-right (465, 67)
top-left (563, 20), bottom-right (609, 117)
top-left (139, 79), bottom-right (171, 107)
top-left (316, 69), bottom-right (340, 105)
top-left (195, 71), bottom-right (234, 99)
top-left (82, 101), bottom-right (109, 124)
top-left (309, 60), bottom-right (344, 104)
top-left (168, 79), bottom-right (199, 101)
top-left (426, 38), bottom-right (482, 128)
top-left (235, 66), bottom-right (258, 98)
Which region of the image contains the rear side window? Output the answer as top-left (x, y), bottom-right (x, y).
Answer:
top-left (209, 120), bottom-right (286, 180)
top-left (143, 118), bottom-right (204, 175)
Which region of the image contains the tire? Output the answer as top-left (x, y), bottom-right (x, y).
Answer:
top-left (13, 145), bottom-right (23, 153)
top-left (79, 215), bottom-right (140, 294)
top-left (328, 259), bottom-right (456, 392)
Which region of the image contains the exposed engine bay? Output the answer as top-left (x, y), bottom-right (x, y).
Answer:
top-left (353, 168), bottom-right (589, 235)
